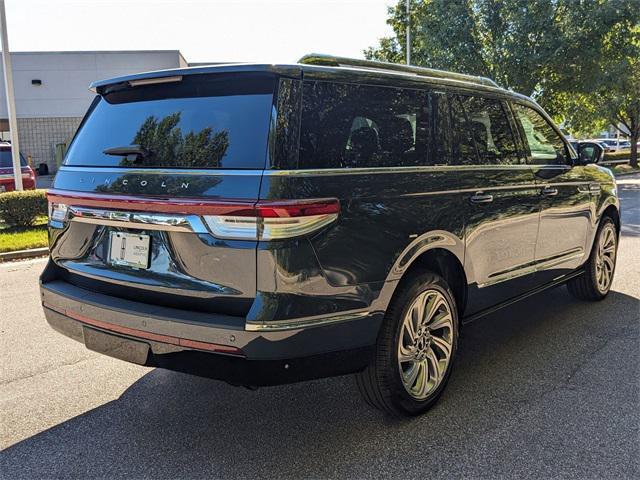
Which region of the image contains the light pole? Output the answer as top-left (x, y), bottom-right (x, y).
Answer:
top-left (406, 0), bottom-right (411, 65)
top-left (0, 0), bottom-right (22, 190)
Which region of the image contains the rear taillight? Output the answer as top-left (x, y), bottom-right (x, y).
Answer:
top-left (203, 199), bottom-right (340, 240)
top-left (45, 190), bottom-right (340, 241)
top-left (48, 202), bottom-right (69, 222)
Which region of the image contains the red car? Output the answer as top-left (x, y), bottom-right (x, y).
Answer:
top-left (0, 143), bottom-right (36, 192)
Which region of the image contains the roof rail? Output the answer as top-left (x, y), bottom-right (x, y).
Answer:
top-left (298, 53), bottom-right (499, 89)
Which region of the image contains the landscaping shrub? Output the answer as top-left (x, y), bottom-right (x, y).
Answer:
top-left (0, 189), bottom-right (48, 226)
top-left (603, 150), bottom-right (631, 161)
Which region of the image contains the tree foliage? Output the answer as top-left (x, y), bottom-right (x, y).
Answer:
top-left (366, 0), bottom-right (639, 164)
top-left (128, 112), bottom-right (230, 168)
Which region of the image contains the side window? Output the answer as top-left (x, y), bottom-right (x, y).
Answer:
top-left (431, 92), bottom-right (454, 165)
top-left (273, 78), bottom-right (302, 170)
top-left (299, 81), bottom-right (429, 169)
top-left (512, 103), bottom-right (567, 165)
top-left (449, 95), bottom-right (478, 165)
top-left (459, 95), bottom-right (520, 165)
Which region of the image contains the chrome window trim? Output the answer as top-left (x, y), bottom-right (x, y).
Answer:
top-left (58, 166), bottom-right (264, 176)
top-left (59, 164), bottom-right (575, 177)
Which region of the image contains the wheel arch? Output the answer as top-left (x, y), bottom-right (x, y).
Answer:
top-left (600, 203), bottom-right (620, 234)
top-left (377, 231), bottom-right (469, 318)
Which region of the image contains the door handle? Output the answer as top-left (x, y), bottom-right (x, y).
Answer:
top-left (470, 192), bottom-right (494, 204)
top-left (541, 186), bottom-right (558, 197)
top-left (577, 183), bottom-right (600, 194)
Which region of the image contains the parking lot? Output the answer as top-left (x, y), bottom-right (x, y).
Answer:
top-left (1, 175), bottom-right (638, 479)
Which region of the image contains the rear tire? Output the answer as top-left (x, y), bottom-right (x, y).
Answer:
top-left (356, 271), bottom-right (459, 417)
top-left (567, 217), bottom-right (618, 301)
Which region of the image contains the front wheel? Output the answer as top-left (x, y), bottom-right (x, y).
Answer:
top-left (567, 217), bottom-right (618, 301)
top-left (356, 271), bottom-right (459, 417)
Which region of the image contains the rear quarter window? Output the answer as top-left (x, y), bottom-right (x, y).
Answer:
top-left (64, 75), bottom-right (275, 169)
top-left (298, 81), bottom-right (430, 169)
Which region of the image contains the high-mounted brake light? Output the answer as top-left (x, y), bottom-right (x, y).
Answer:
top-left (203, 199), bottom-right (340, 240)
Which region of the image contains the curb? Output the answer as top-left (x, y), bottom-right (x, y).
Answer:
top-left (614, 171), bottom-right (640, 177)
top-left (0, 247), bottom-right (49, 262)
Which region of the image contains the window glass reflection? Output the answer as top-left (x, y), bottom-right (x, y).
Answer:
top-left (459, 96), bottom-right (520, 165)
top-left (65, 84), bottom-right (273, 169)
top-left (513, 103), bottom-right (567, 165)
top-left (299, 81), bottom-right (429, 168)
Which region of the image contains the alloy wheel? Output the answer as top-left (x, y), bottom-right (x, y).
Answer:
top-left (397, 289), bottom-right (454, 400)
top-left (595, 224), bottom-right (617, 293)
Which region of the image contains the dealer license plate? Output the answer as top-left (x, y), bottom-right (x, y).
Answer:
top-left (108, 232), bottom-right (150, 269)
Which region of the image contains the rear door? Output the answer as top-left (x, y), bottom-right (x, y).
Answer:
top-left (48, 73), bottom-right (276, 322)
top-left (453, 94), bottom-right (540, 315)
top-left (511, 102), bottom-right (594, 284)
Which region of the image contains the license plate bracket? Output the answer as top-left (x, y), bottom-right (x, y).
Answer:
top-left (83, 327), bottom-right (150, 365)
top-left (108, 232), bottom-right (151, 269)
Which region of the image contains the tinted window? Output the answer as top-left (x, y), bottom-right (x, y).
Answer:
top-left (431, 93), bottom-right (453, 165)
top-left (0, 150), bottom-right (27, 168)
top-left (64, 75), bottom-right (275, 169)
top-left (512, 103), bottom-right (567, 165)
top-left (299, 81), bottom-right (429, 168)
top-left (273, 78), bottom-right (302, 170)
top-left (449, 95), bottom-right (478, 165)
top-left (459, 96), bottom-right (519, 165)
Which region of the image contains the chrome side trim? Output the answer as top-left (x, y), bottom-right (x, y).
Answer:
top-left (477, 247), bottom-right (585, 288)
top-left (59, 164), bottom-right (577, 178)
top-left (401, 183), bottom-right (539, 198)
top-left (245, 311), bottom-right (371, 332)
top-left (58, 166), bottom-right (263, 176)
top-left (265, 165), bottom-right (536, 177)
top-left (68, 206), bottom-right (209, 233)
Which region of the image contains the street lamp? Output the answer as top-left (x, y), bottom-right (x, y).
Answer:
top-left (0, 0), bottom-right (22, 190)
top-left (406, 0), bottom-right (411, 65)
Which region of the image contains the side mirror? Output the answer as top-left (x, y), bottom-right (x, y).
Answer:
top-left (577, 142), bottom-right (604, 165)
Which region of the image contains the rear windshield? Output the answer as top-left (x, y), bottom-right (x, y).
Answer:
top-left (64, 74), bottom-right (275, 169)
top-left (0, 150), bottom-right (27, 168)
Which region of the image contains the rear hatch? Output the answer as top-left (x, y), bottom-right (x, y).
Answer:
top-left (48, 72), bottom-right (276, 321)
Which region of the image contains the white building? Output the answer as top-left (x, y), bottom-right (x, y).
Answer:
top-left (0, 50), bottom-right (188, 173)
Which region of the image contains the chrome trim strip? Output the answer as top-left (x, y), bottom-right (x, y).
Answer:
top-left (478, 247), bottom-right (584, 288)
top-left (59, 164), bottom-right (578, 178)
top-left (534, 248), bottom-right (584, 270)
top-left (68, 206), bottom-right (209, 233)
top-left (244, 311), bottom-right (370, 332)
top-left (58, 166), bottom-right (263, 176)
top-left (401, 183), bottom-right (539, 198)
top-left (264, 165), bottom-right (536, 176)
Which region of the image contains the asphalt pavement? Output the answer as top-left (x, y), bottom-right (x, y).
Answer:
top-left (1, 175), bottom-right (639, 479)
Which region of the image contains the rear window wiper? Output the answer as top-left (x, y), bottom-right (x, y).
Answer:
top-left (103, 145), bottom-right (151, 162)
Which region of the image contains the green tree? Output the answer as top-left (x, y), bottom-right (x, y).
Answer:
top-left (128, 112), bottom-right (230, 168)
top-left (563, 25), bottom-right (639, 167)
top-left (366, 0), bottom-right (639, 164)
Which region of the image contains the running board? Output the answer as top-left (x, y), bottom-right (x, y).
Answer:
top-left (462, 269), bottom-right (585, 325)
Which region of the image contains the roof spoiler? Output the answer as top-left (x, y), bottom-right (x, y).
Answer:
top-left (298, 53), bottom-right (499, 88)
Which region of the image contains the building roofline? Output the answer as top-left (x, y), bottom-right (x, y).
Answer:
top-left (9, 49), bottom-right (185, 56)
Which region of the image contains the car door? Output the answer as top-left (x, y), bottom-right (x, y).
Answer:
top-left (450, 95), bottom-right (540, 315)
top-left (511, 102), bottom-right (595, 284)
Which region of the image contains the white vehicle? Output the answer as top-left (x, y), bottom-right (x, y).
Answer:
top-left (592, 138), bottom-right (631, 152)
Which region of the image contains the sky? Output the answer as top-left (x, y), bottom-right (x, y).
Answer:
top-left (4, 0), bottom-right (396, 63)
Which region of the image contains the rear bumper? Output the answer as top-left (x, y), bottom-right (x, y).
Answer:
top-left (40, 278), bottom-right (382, 386)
